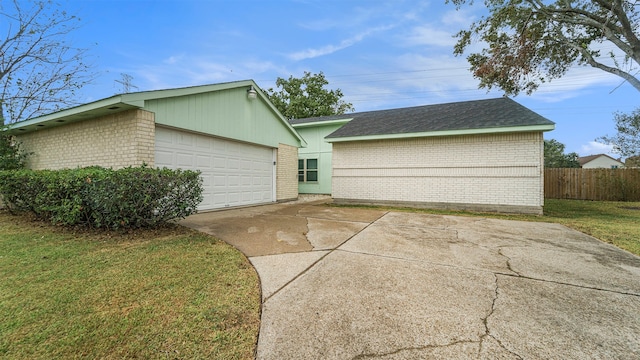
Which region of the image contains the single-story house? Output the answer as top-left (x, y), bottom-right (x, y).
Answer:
top-left (578, 154), bottom-right (625, 169)
top-left (10, 86), bottom-right (554, 215)
top-left (291, 98), bottom-right (555, 215)
top-left (9, 80), bottom-right (305, 211)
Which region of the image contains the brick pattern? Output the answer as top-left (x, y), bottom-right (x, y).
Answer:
top-left (332, 132), bottom-right (544, 213)
top-left (276, 143), bottom-right (299, 201)
top-left (17, 109), bottom-right (155, 170)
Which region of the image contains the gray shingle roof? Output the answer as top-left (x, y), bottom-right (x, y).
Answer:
top-left (291, 98), bottom-right (554, 139)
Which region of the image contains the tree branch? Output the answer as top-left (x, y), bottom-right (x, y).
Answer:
top-left (530, 0), bottom-right (640, 63)
top-left (0, 0), bottom-right (94, 123)
top-left (565, 38), bottom-right (640, 92)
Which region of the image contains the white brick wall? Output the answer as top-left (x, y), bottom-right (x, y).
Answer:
top-left (276, 143), bottom-right (299, 201)
top-left (17, 109), bottom-right (155, 170)
top-left (332, 132), bottom-right (544, 214)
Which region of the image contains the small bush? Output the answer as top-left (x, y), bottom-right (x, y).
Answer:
top-left (0, 134), bottom-right (30, 170)
top-left (0, 166), bottom-right (203, 229)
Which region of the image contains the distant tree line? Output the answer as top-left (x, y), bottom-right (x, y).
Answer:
top-left (544, 139), bottom-right (580, 168)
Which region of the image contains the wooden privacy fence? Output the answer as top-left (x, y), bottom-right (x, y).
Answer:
top-left (545, 168), bottom-right (640, 201)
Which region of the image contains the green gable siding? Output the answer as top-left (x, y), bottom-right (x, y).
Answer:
top-left (145, 88), bottom-right (300, 148)
top-left (295, 123), bottom-right (346, 194)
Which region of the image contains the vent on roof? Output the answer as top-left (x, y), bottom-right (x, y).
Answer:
top-left (36, 124), bottom-right (45, 127)
top-left (108, 106), bottom-right (120, 110)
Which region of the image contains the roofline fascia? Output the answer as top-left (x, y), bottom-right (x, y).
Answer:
top-left (118, 79), bottom-right (257, 103)
top-left (325, 124), bottom-right (556, 143)
top-left (7, 79), bottom-right (308, 147)
top-left (7, 95), bottom-right (130, 129)
top-left (292, 118), bottom-right (352, 128)
top-left (8, 80), bottom-right (263, 129)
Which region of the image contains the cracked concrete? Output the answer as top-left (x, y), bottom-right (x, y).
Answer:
top-left (181, 200), bottom-right (640, 359)
top-left (478, 273), bottom-right (500, 356)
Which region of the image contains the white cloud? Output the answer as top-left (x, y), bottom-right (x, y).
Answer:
top-left (128, 56), bottom-right (284, 91)
top-left (401, 2), bottom-right (432, 22)
top-left (298, 3), bottom-right (407, 31)
top-left (288, 25), bottom-right (394, 61)
top-left (288, 42), bottom-right (352, 62)
top-left (580, 141), bottom-right (615, 156)
top-left (394, 53), bottom-right (486, 92)
top-left (404, 25), bottom-right (457, 47)
top-left (529, 65), bottom-right (622, 102)
top-left (163, 55), bottom-right (183, 65)
top-left (240, 60), bottom-right (286, 75)
top-left (325, 53), bottom-right (502, 112)
top-left (441, 8), bottom-right (476, 27)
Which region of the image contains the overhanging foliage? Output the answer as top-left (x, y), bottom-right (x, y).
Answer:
top-left (449, 0), bottom-right (640, 95)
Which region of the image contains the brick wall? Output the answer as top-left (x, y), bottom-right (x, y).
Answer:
top-left (331, 132), bottom-right (544, 214)
top-left (17, 109), bottom-right (155, 170)
top-left (276, 143), bottom-right (299, 201)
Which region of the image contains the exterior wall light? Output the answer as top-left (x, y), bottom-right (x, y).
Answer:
top-left (247, 86), bottom-right (257, 100)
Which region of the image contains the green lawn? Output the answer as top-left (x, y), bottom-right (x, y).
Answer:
top-left (542, 199), bottom-right (640, 256)
top-left (0, 212), bottom-right (260, 360)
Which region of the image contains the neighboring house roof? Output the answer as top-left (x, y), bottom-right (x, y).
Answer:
top-left (293, 98), bottom-right (555, 142)
top-left (7, 80), bottom-right (306, 146)
top-left (578, 154), bottom-right (624, 167)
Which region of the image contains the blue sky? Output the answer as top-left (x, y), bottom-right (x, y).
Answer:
top-left (67, 0), bottom-right (637, 158)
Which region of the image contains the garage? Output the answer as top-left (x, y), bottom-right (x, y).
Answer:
top-left (12, 80), bottom-right (305, 209)
top-left (155, 126), bottom-right (275, 210)
top-left (294, 98), bottom-right (555, 215)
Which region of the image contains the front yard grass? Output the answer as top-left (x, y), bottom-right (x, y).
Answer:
top-left (0, 211), bottom-right (260, 359)
top-left (542, 199), bottom-right (640, 256)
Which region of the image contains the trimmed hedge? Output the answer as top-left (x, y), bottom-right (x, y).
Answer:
top-left (0, 166), bottom-right (203, 229)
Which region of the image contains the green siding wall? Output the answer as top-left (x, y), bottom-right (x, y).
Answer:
top-left (144, 88), bottom-right (300, 148)
top-left (296, 123), bottom-right (346, 194)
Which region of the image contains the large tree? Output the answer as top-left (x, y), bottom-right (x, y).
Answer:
top-left (449, 0), bottom-right (640, 95)
top-left (544, 139), bottom-right (581, 168)
top-left (598, 108), bottom-right (640, 158)
top-left (0, 0), bottom-right (93, 124)
top-left (266, 71), bottom-right (354, 119)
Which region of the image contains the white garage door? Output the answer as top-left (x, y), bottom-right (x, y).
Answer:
top-left (155, 127), bottom-right (275, 210)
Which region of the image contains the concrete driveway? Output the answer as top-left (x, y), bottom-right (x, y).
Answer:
top-left (181, 199), bottom-right (640, 359)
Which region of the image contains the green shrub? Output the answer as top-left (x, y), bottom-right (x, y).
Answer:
top-left (0, 166), bottom-right (203, 229)
top-left (0, 134), bottom-right (30, 170)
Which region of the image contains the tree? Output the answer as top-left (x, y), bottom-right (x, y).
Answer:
top-left (627, 155), bottom-right (640, 167)
top-left (597, 108), bottom-right (640, 158)
top-left (0, 0), bottom-right (94, 124)
top-left (544, 139), bottom-right (581, 168)
top-left (449, 0), bottom-right (640, 95)
top-left (266, 71), bottom-right (354, 119)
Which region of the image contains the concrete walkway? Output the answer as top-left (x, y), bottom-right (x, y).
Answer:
top-left (181, 199), bottom-right (640, 359)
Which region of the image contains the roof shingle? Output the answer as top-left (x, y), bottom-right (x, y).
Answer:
top-left (291, 98), bottom-right (554, 139)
